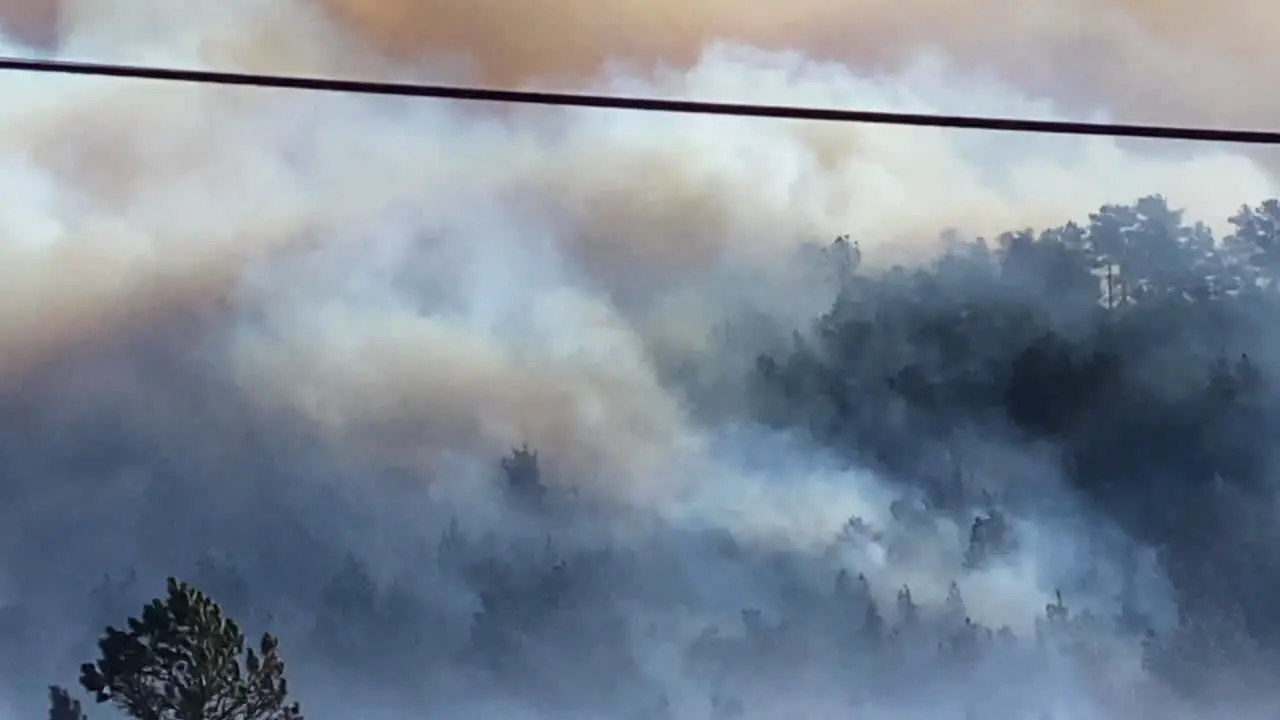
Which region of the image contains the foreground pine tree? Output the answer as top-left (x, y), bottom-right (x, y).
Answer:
top-left (55, 577), bottom-right (302, 720)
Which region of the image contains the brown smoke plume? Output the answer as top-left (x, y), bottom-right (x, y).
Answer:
top-left (4, 0), bottom-right (1278, 128)
top-left (0, 0), bottom-right (58, 49)
top-left (0, 0), bottom-right (1270, 646)
top-left (0, 0), bottom-right (1273, 512)
top-left (318, 0), bottom-right (1279, 129)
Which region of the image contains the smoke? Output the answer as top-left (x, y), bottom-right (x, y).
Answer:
top-left (6, 0), bottom-right (1280, 126)
top-left (0, 0), bottom-right (1271, 379)
top-left (315, 0), bottom-right (1280, 129)
top-left (0, 0), bottom-right (1276, 718)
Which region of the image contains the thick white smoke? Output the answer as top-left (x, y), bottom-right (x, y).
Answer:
top-left (2, 0), bottom-right (1273, 575)
top-left (0, 1), bottom-right (1274, 716)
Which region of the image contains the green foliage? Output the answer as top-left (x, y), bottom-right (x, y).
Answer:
top-left (78, 577), bottom-right (302, 720)
top-left (755, 196), bottom-right (1280, 656)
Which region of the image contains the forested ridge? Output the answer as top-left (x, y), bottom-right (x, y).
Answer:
top-left (15, 193), bottom-right (1280, 720)
top-left (757, 194), bottom-right (1280, 649)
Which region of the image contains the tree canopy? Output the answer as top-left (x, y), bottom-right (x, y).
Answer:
top-left (56, 578), bottom-right (301, 720)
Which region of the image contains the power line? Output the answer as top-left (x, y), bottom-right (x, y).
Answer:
top-left (1, 55), bottom-right (1279, 145)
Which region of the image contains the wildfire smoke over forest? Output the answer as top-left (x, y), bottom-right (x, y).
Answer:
top-left (0, 1), bottom-right (1277, 719)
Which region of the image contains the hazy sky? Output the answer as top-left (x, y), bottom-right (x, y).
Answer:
top-left (1, 0), bottom-right (1277, 129)
top-left (0, 5), bottom-right (1270, 718)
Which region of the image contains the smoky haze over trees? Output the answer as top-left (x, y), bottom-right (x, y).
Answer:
top-left (9, 3), bottom-right (1280, 720)
top-left (9, 192), bottom-right (1280, 719)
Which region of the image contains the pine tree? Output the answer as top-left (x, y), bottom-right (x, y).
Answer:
top-left (78, 577), bottom-right (302, 720)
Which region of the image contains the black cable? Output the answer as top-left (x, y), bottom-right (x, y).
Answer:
top-left (1, 55), bottom-right (1279, 145)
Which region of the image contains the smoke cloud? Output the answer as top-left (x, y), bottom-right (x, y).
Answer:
top-left (0, 0), bottom-right (1277, 718)
top-left (6, 0), bottom-right (1280, 126)
top-left (302, 0), bottom-right (1280, 128)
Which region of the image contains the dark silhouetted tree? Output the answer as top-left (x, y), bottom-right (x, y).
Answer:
top-left (943, 580), bottom-right (967, 629)
top-left (896, 586), bottom-right (918, 629)
top-left (48, 686), bottom-right (88, 720)
top-left (502, 444), bottom-right (546, 508)
top-left (965, 504), bottom-right (1016, 569)
top-left (78, 577), bottom-right (301, 720)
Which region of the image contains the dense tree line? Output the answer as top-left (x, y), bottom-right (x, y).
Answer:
top-left (45, 510), bottom-right (1120, 719)
top-left (754, 194), bottom-right (1280, 688)
top-left (21, 193), bottom-right (1280, 719)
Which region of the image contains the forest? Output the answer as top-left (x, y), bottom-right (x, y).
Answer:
top-left (13, 192), bottom-right (1280, 720)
